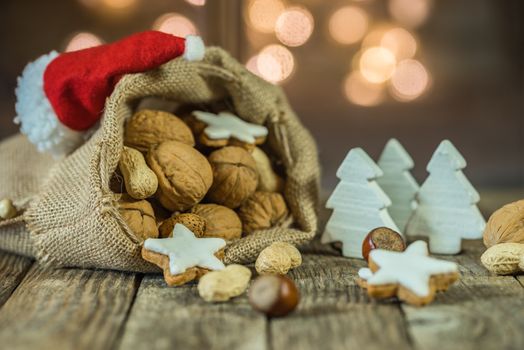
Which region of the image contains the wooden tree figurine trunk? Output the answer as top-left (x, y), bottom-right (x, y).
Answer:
top-left (406, 140), bottom-right (486, 254)
top-left (321, 148), bottom-right (399, 259)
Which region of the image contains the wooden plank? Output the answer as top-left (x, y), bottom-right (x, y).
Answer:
top-left (269, 254), bottom-right (413, 350)
top-left (403, 278), bottom-right (524, 350)
top-left (118, 275), bottom-right (267, 350)
top-left (0, 250), bottom-right (32, 307)
top-left (402, 239), bottom-right (524, 350)
top-left (0, 264), bottom-right (140, 350)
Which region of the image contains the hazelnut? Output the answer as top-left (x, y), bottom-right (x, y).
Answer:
top-left (124, 110), bottom-right (194, 151)
top-left (191, 204), bottom-right (242, 240)
top-left (0, 199), bottom-right (17, 220)
top-left (207, 147), bottom-right (258, 209)
top-left (146, 141), bottom-right (213, 212)
top-left (159, 213), bottom-right (206, 238)
top-left (251, 147), bottom-right (284, 193)
top-left (362, 227), bottom-right (405, 262)
top-left (255, 242), bottom-right (302, 275)
top-left (238, 192), bottom-right (288, 234)
top-left (248, 275), bottom-right (299, 317)
top-left (118, 195), bottom-right (158, 241)
top-left (483, 200), bottom-right (524, 248)
top-left (198, 264), bottom-right (252, 302)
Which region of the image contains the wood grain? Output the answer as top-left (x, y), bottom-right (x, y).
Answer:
top-left (0, 250), bottom-right (32, 307)
top-left (402, 239), bottom-right (524, 350)
top-left (0, 264), bottom-right (140, 350)
top-left (270, 254), bottom-right (413, 350)
top-left (118, 275), bottom-right (267, 350)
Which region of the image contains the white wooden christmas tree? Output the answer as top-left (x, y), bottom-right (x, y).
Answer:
top-left (321, 148), bottom-right (400, 259)
top-left (406, 140), bottom-right (485, 254)
top-left (377, 139), bottom-right (419, 232)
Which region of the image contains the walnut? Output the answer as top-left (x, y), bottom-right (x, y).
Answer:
top-left (206, 147), bottom-right (258, 208)
top-left (251, 147), bottom-right (284, 193)
top-left (146, 141), bottom-right (213, 212)
top-left (483, 200), bottom-right (524, 248)
top-left (159, 213), bottom-right (206, 238)
top-left (124, 109), bottom-right (194, 152)
top-left (238, 191), bottom-right (288, 234)
top-left (118, 195), bottom-right (158, 241)
top-left (191, 203), bottom-right (242, 240)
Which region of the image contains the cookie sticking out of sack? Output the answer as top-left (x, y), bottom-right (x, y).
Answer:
top-left (357, 240), bottom-right (459, 306)
top-left (142, 223), bottom-right (226, 286)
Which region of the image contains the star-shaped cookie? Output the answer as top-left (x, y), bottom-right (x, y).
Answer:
top-left (142, 223), bottom-right (226, 286)
top-left (192, 111), bottom-right (268, 150)
top-left (357, 240), bottom-right (459, 306)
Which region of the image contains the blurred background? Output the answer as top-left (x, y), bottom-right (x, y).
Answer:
top-left (0, 0), bottom-right (523, 209)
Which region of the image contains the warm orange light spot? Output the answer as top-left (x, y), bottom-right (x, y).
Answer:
top-left (328, 6), bottom-right (368, 45)
top-left (65, 32), bottom-right (103, 52)
top-left (257, 45), bottom-right (295, 84)
top-left (185, 0), bottom-right (206, 6)
top-left (390, 59), bottom-right (429, 101)
top-left (153, 13), bottom-right (198, 37)
top-left (359, 47), bottom-right (397, 83)
top-left (380, 27), bottom-right (417, 60)
top-left (102, 0), bottom-right (136, 9)
top-left (275, 7), bottom-right (314, 47)
top-left (343, 71), bottom-right (385, 106)
top-left (246, 55), bottom-right (261, 76)
top-left (389, 0), bottom-right (431, 28)
top-left (246, 0), bottom-right (285, 33)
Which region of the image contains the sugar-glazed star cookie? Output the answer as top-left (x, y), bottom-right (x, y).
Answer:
top-left (142, 223), bottom-right (226, 286)
top-left (192, 111), bottom-right (268, 150)
top-left (357, 240), bottom-right (459, 306)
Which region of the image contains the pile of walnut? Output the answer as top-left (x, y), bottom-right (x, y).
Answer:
top-left (115, 109), bottom-right (288, 245)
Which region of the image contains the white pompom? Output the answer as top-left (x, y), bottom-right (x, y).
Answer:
top-left (14, 51), bottom-right (83, 157)
top-left (183, 35), bottom-right (205, 61)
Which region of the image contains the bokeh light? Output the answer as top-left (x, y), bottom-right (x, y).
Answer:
top-left (389, 0), bottom-right (431, 28)
top-left (380, 27), bottom-right (417, 60)
top-left (185, 0), bottom-right (206, 6)
top-left (65, 32), bottom-right (103, 52)
top-left (361, 26), bottom-right (392, 48)
top-left (245, 55), bottom-right (261, 76)
top-left (343, 71), bottom-right (385, 107)
top-left (390, 59), bottom-right (429, 101)
top-left (101, 0), bottom-right (136, 10)
top-left (275, 7), bottom-right (314, 47)
top-left (246, 0), bottom-right (285, 33)
top-left (359, 47), bottom-right (397, 83)
top-left (257, 45), bottom-right (295, 83)
top-left (153, 13), bottom-right (198, 37)
top-left (328, 6), bottom-right (368, 45)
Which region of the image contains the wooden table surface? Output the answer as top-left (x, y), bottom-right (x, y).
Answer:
top-left (0, 237), bottom-right (523, 350)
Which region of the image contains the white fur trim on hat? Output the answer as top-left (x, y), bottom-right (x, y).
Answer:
top-left (14, 51), bottom-right (84, 157)
top-left (183, 35), bottom-right (205, 61)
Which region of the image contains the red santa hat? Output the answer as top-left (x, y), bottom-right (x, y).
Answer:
top-left (15, 30), bottom-right (205, 157)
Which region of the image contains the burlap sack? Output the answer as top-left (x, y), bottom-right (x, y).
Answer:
top-left (0, 47), bottom-right (320, 272)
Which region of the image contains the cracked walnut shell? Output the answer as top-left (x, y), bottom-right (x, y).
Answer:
top-left (118, 195), bottom-right (159, 241)
top-left (125, 109), bottom-right (195, 151)
top-left (147, 141), bottom-right (213, 212)
top-left (159, 213), bottom-right (206, 238)
top-left (238, 191), bottom-right (289, 234)
top-left (206, 147), bottom-right (258, 209)
top-left (483, 200), bottom-right (524, 248)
